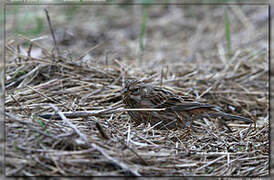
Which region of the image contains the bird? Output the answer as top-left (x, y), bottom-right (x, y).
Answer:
top-left (121, 79), bottom-right (252, 131)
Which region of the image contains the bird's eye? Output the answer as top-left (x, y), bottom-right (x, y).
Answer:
top-left (131, 88), bottom-right (140, 94)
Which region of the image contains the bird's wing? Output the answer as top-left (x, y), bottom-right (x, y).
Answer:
top-left (155, 97), bottom-right (221, 111)
top-left (143, 85), bottom-right (221, 111)
top-left (142, 86), bottom-right (178, 106)
top-left (155, 97), bottom-right (184, 108)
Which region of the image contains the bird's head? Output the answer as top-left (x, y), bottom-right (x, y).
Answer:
top-left (121, 80), bottom-right (146, 99)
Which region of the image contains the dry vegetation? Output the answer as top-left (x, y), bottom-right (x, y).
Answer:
top-left (4, 5), bottom-right (269, 176)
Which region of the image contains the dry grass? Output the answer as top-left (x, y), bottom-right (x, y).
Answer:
top-left (4, 5), bottom-right (269, 176)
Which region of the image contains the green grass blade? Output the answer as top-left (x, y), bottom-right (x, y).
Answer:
top-left (224, 10), bottom-right (231, 57)
top-left (139, 8), bottom-right (148, 56)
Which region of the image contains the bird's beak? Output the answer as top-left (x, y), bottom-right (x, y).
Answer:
top-left (121, 87), bottom-right (128, 94)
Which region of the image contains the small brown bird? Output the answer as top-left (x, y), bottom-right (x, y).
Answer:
top-left (121, 80), bottom-right (252, 131)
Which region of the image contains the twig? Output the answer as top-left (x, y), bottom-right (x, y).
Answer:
top-left (5, 112), bottom-right (58, 140)
top-left (209, 90), bottom-right (267, 95)
top-left (44, 9), bottom-right (60, 58)
top-left (6, 65), bottom-right (41, 89)
top-left (18, 34), bottom-right (51, 56)
top-left (26, 85), bottom-right (62, 105)
top-left (6, 165), bottom-right (26, 176)
top-left (75, 42), bottom-right (104, 61)
top-left (49, 104), bottom-right (141, 176)
top-left (160, 63), bottom-right (164, 86)
top-left (39, 107), bottom-right (166, 119)
top-left (197, 86), bottom-right (212, 99)
top-left (102, 115), bottom-right (149, 165)
top-left (27, 43), bottom-right (33, 57)
top-left (196, 155), bottom-right (226, 171)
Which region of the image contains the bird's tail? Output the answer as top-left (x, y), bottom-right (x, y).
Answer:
top-left (207, 112), bottom-right (253, 123)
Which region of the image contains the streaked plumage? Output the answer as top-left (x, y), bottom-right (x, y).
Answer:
top-left (122, 80), bottom-right (252, 130)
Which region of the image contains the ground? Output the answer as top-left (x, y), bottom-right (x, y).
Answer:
top-left (1, 3), bottom-right (270, 177)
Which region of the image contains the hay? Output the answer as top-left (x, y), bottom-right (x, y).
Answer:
top-left (4, 5), bottom-right (268, 176)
